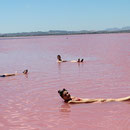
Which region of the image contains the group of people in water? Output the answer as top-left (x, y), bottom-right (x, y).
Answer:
top-left (0, 55), bottom-right (82, 77)
top-left (1, 55), bottom-right (130, 104)
top-left (57, 55), bottom-right (84, 63)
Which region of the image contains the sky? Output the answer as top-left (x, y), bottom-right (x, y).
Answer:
top-left (0, 0), bottom-right (130, 33)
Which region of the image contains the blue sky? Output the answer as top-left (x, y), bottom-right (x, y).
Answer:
top-left (0, 0), bottom-right (130, 33)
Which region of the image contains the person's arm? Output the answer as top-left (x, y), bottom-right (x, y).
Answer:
top-left (115, 96), bottom-right (130, 101)
top-left (4, 73), bottom-right (16, 77)
top-left (104, 96), bottom-right (130, 102)
top-left (68, 96), bottom-right (130, 103)
top-left (4, 71), bottom-right (18, 77)
top-left (68, 98), bottom-right (106, 104)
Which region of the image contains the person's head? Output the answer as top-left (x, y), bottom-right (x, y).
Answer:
top-left (23, 69), bottom-right (28, 74)
top-left (58, 88), bottom-right (71, 102)
top-left (57, 55), bottom-right (62, 61)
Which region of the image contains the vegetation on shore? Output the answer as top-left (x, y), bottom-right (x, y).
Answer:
top-left (0, 29), bottom-right (130, 37)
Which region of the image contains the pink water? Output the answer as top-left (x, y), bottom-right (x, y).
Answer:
top-left (0, 33), bottom-right (130, 130)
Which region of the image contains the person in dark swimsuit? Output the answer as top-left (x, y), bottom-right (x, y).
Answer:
top-left (58, 88), bottom-right (130, 104)
top-left (57, 55), bottom-right (84, 63)
top-left (0, 69), bottom-right (28, 77)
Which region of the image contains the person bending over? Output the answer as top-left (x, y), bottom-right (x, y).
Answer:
top-left (58, 88), bottom-right (130, 104)
top-left (57, 55), bottom-right (84, 63)
top-left (0, 69), bottom-right (28, 77)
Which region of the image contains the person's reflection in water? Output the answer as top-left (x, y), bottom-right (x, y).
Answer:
top-left (60, 103), bottom-right (71, 112)
top-left (57, 62), bottom-right (62, 75)
top-left (77, 60), bottom-right (84, 67)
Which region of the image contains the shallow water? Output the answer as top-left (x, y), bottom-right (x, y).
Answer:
top-left (0, 33), bottom-right (130, 130)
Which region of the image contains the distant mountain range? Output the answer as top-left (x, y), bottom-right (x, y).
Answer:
top-left (0, 26), bottom-right (130, 37)
top-left (105, 26), bottom-right (130, 31)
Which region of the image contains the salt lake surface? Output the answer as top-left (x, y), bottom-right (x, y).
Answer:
top-left (0, 33), bottom-right (130, 130)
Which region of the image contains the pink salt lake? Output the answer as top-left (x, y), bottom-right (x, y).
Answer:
top-left (0, 33), bottom-right (130, 130)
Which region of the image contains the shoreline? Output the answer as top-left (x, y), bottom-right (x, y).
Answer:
top-left (0, 30), bottom-right (130, 38)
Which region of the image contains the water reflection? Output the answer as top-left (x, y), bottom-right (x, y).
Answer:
top-left (24, 74), bottom-right (28, 78)
top-left (59, 103), bottom-right (71, 113)
top-left (57, 62), bottom-right (61, 72)
top-left (57, 61), bottom-right (84, 70)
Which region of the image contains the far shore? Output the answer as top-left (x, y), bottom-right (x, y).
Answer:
top-left (0, 30), bottom-right (130, 37)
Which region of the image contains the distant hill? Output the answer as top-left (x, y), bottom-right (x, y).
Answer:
top-left (121, 26), bottom-right (130, 30)
top-left (105, 26), bottom-right (130, 31)
top-left (0, 26), bottom-right (130, 37)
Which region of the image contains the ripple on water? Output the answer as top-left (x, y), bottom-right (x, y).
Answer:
top-left (0, 34), bottom-right (130, 129)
